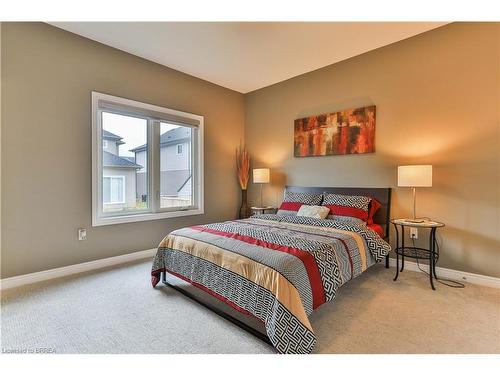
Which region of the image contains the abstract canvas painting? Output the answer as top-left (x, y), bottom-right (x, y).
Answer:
top-left (294, 105), bottom-right (376, 157)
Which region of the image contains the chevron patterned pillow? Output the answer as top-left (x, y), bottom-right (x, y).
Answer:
top-left (277, 192), bottom-right (323, 216)
top-left (322, 193), bottom-right (371, 222)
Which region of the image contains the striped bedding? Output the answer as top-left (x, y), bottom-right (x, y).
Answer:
top-left (151, 214), bottom-right (391, 354)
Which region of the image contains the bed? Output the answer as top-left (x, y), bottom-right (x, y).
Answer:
top-left (151, 186), bottom-right (391, 354)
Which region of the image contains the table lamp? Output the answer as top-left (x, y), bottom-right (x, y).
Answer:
top-left (397, 165), bottom-right (432, 223)
top-left (253, 168), bottom-right (270, 207)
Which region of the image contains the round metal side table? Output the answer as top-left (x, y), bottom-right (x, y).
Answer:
top-left (391, 218), bottom-right (445, 290)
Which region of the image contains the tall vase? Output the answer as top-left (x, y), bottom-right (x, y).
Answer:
top-left (239, 189), bottom-right (250, 219)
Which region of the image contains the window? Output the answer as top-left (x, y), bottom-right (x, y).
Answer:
top-left (161, 124), bottom-right (192, 208)
top-left (101, 111), bottom-right (148, 216)
top-left (103, 176), bottom-right (125, 204)
top-left (92, 92), bottom-right (204, 226)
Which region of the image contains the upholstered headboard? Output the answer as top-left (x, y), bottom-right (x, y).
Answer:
top-left (284, 186), bottom-right (392, 240)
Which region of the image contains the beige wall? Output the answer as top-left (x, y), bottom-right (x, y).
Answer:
top-left (2, 22), bottom-right (499, 280)
top-left (245, 23), bottom-right (500, 277)
top-left (1, 23), bottom-right (245, 278)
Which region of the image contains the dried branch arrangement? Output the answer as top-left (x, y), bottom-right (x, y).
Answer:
top-left (236, 142), bottom-right (250, 190)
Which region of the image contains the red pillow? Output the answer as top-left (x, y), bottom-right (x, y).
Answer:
top-left (323, 205), bottom-right (369, 221)
top-left (278, 201), bottom-right (304, 212)
top-left (367, 198), bottom-right (382, 225)
top-left (321, 193), bottom-right (371, 222)
top-left (368, 223), bottom-right (384, 237)
top-left (277, 192), bottom-right (323, 215)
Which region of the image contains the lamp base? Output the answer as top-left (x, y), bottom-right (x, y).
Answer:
top-left (409, 187), bottom-right (425, 223)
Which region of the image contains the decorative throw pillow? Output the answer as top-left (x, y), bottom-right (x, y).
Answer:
top-left (277, 192), bottom-right (323, 216)
top-left (296, 205), bottom-right (330, 219)
top-left (367, 198), bottom-right (382, 225)
top-left (322, 193), bottom-right (371, 222)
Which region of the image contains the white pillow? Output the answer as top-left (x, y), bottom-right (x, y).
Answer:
top-left (296, 205), bottom-right (330, 219)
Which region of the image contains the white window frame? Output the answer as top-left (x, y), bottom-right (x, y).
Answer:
top-left (176, 144), bottom-right (183, 155)
top-left (92, 91), bottom-right (204, 226)
top-left (102, 175), bottom-right (126, 204)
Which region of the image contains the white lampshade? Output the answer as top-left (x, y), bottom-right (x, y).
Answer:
top-left (253, 168), bottom-right (270, 184)
top-left (398, 165), bottom-right (433, 187)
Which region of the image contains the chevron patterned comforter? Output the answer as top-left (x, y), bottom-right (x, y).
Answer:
top-left (151, 214), bottom-right (391, 354)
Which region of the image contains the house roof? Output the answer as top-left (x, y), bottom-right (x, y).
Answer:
top-left (177, 174), bottom-right (191, 193)
top-left (130, 127), bottom-right (191, 153)
top-left (103, 151), bottom-right (141, 168)
top-left (122, 156), bottom-right (136, 163)
top-left (103, 130), bottom-right (125, 145)
top-left (103, 129), bottom-right (121, 140)
top-left (160, 170), bottom-right (191, 195)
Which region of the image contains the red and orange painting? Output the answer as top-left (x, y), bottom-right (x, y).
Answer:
top-left (294, 105), bottom-right (376, 157)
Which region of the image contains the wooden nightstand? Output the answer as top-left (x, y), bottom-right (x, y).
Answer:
top-left (391, 218), bottom-right (445, 290)
top-left (251, 206), bottom-right (277, 215)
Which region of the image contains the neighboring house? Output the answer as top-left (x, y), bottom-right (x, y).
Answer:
top-left (131, 126), bottom-right (192, 206)
top-left (102, 130), bottom-right (141, 211)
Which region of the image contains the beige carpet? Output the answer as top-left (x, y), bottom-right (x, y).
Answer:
top-left (1, 260), bottom-right (499, 354)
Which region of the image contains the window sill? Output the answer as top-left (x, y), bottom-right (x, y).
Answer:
top-left (92, 208), bottom-right (204, 227)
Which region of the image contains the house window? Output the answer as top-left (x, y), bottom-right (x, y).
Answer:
top-left (103, 176), bottom-right (125, 204)
top-left (92, 92), bottom-right (204, 226)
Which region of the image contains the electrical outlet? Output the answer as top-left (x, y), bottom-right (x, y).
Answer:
top-left (410, 227), bottom-right (418, 239)
top-left (78, 228), bottom-right (87, 241)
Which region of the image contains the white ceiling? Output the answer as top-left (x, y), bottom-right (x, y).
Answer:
top-left (51, 22), bottom-right (447, 93)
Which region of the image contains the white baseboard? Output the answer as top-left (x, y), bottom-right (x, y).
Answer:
top-left (2, 250), bottom-right (498, 290)
top-left (0, 248), bottom-right (157, 290)
top-left (388, 258), bottom-right (500, 288)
